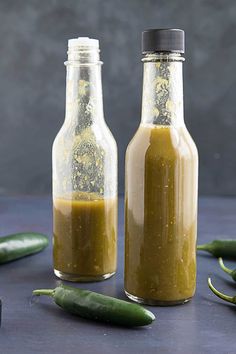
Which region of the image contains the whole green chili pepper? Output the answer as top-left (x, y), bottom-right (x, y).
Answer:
top-left (218, 257), bottom-right (236, 281)
top-left (197, 239), bottom-right (236, 258)
top-left (0, 232), bottom-right (49, 263)
top-left (208, 278), bottom-right (236, 304)
top-left (33, 284), bottom-right (155, 327)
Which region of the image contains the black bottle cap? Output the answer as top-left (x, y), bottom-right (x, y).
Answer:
top-left (142, 29), bottom-right (185, 54)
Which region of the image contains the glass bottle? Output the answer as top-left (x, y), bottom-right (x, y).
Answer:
top-left (125, 29), bottom-right (198, 305)
top-left (52, 37), bottom-right (117, 282)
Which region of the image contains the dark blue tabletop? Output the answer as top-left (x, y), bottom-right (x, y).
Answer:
top-left (0, 196), bottom-right (236, 354)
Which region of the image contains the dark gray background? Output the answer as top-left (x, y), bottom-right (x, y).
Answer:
top-left (0, 0), bottom-right (235, 196)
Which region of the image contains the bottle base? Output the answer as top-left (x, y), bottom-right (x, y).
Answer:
top-left (54, 269), bottom-right (116, 282)
top-left (125, 290), bottom-right (192, 306)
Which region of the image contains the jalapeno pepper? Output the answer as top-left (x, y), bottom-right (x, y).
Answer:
top-left (0, 232), bottom-right (49, 263)
top-left (218, 257), bottom-right (236, 281)
top-left (208, 278), bottom-right (236, 305)
top-left (197, 239), bottom-right (236, 258)
top-left (33, 284), bottom-right (156, 327)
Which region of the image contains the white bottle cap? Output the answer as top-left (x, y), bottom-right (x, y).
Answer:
top-left (68, 37), bottom-right (99, 49)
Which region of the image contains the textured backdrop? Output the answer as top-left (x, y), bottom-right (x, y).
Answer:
top-left (0, 0), bottom-right (236, 196)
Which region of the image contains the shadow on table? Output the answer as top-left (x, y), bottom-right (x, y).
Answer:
top-left (114, 288), bottom-right (128, 301)
top-left (197, 253), bottom-right (216, 260)
top-left (199, 293), bottom-right (236, 312)
top-left (216, 274), bottom-right (236, 288)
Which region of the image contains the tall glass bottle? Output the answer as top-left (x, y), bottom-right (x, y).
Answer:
top-left (125, 29), bottom-right (198, 305)
top-left (53, 37), bottom-right (117, 282)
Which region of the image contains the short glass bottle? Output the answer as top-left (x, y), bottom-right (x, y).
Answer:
top-left (52, 37), bottom-right (118, 282)
top-left (124, 29), bottom-right (198, 305)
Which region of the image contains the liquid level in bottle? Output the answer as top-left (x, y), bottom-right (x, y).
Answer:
top-left (53, 192), bottom-right (117, 282)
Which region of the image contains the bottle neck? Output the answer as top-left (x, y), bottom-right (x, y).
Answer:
top-left (64, 47), bottom-right (104, 129)
top-left (141, 52), bottom-right (185, 127)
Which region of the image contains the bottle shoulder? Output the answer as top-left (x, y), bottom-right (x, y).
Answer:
top-left (126, 124), bottom-right (198, 160)
top-left (53, 122), bottom-right (117, 157)
top-left (52, 125), bottom-right (64, 151)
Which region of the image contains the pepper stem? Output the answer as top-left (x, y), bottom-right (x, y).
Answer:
top-left (197, 243), bottom-right (212, 252)
top-left (208, 278), bottom-right (235, 304)
top-left (218, 257), bottom-right (232, 275)
top-left (33, 289), bottom-right (55, 297)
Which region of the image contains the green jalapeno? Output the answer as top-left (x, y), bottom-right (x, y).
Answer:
top-left (208, 278), bottom-right (236, 305)
top-left (218, 257), bottom-right (236, 281)
top-left (0, 232), bottom-right (49, 263)
top-left (33, 284), bottom-right (156, 327)
top-left (197, 240), bottom-right (236, 258)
